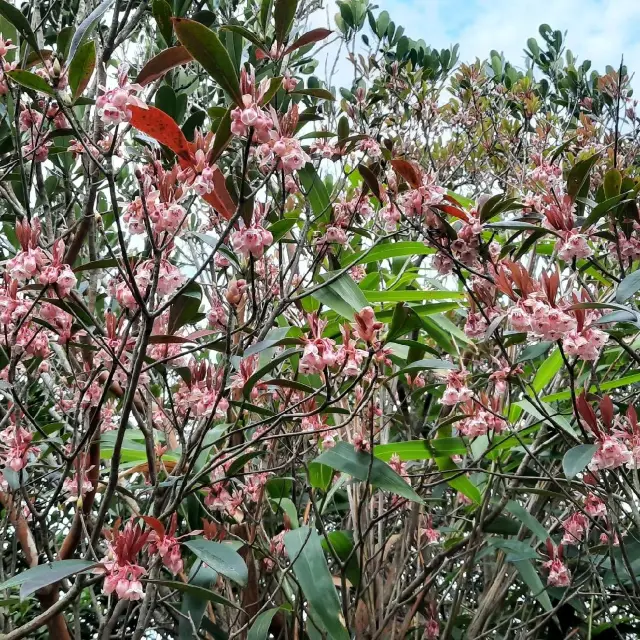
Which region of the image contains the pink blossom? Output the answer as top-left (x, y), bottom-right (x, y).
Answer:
top-left (561, 512), bottom-right (589, 545)
top-left (96, 65), bottom-right (146, 125)
top-left (589, 436), bottom-right (631, 471)
top-left (584, 493), bottom-right (606, 517)
top-left (353, 306), bottom-right (383, 344)
top-left (544, 557), bottom-right (571, 587)
top-left (556, 230), bottom-right (593, 261)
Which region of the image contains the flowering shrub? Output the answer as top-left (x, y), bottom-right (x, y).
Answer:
top-left (1, 0), bottom-right (640, 638)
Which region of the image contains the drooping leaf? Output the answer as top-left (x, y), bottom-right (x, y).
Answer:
top-left (320, 530), bottom-right (360, 587)
top-left (284, 28), bottom-right (332, 55)
top-left (183, 539), bottom-right (248, 586)
top-left (298, 163), bottom-right (331, 220)
top-left (357, 163), bottom-right (381, 199)
top-left (135, 46), bottom-right (193, 86)
top-left (129, 104), bottom-right (193, 163)
top-left (513, 559), bottom-right (553, 612)
top-left (274, 0), bottom-right (298, 45)
top-left (248, 608), bottom-right (284, 640)
top-left (68, 0), bottom-right (115, 64)
top-left (291, 88), bottom-right (335, 101)
top-left (6, 70), bottom-right (54, 96)
top-left (314, 441), bottom-right (423, 502)
top-left (310, 272), bottom-right (368, 319)
top-left (68, 40), bottom-right (96, 101)
top-left (616, 270), bottom-right (640, 303)
top-left (385, 303), bottom-right (424, 342)
top-left (283, 527), bottom-right (349, 640)
top-left (566, 153), bottom-right (600, 202)
top-left (172, 18), bottom-right (242, 105)
top-left (0, 0), bottom-right (39, 52)
top-left (219, 24), bottom-right (264, 49)
top-left (433, 456), bottom-right (482, 504)
top-left (178, 560), bottom-right (218, 640)
top-left (562, 444), bottom-right (597, 479)
top-left (153, 0), bottom-right (174, 45)
top-left (168, 282), bottom-right (202, 333)
top-left (374, 438), bottom-right (467, 461)
top-left (0, 560), bottom-right (98, 601)
top-left (390, 158), bottom-right (421, 188)
top-left (506, 500), bottom-right (549, 541)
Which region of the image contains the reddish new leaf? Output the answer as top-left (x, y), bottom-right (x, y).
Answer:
top-left (141, 516), bottom-right (165, 539)
top-left (200, 167), bottom-right (236, 220)
top-left (128, 105), bottom-right (193, 163)
top-left (599, 395), bottom-right (614, 430)
top-left (284, 28), bottom-right (332, 55)
top-left (434, 203), bottom-right (470, 223)
top-left (576, 393), bottom-right (599, 435)
top-left (135, 46), bottom-right (193, 87)
top-left (390, 158), bottom-right (421, 188)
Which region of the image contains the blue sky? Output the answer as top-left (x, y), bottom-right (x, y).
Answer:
top-left (311, 0), bottom-right (639, 90)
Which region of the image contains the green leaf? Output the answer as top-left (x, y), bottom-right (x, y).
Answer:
top-left (311, 272), bottom-right (368, 319)
top-left (351, 241), bottom-right (433, 264)
top-left (386, 303), bottom-right (424, 342)
top-left (259, 0), bottom-right (274, 31)
top-left (173, 18), bottom-right (242, 105)
top-left (513, 559), bottom-right (552, 612)
top-left (616, 270), bottom-right (640, 303)
top-left (6, 70), bottom-right (54, 96)
top-left (274, 0), bottom-right (298, 44)
top-left (68, 0), bottom-right (115, 64)
top-left (308, 462), bottom-right (333, 490)
top-left (506, 500), bottom-right (549, 541)
top-left (248, 608), bottom-right (282, 640)
top-left (320, 530), bottom-right (360, 587)
top-left (0, 560), bottom-right (98, 600)
top-left (183, 539), bottom-right (248, 586)
top-left (390, 359), bottom-right (456, 381)
top-left (582, 193), bottom-right (631, 229)
top-left (517, 341), bottom-right (552, 362)
top-left (374, 438), bottom-right (467, 462)
top-left (268, 218), bottom-right (297, 244)
top-left (298, 164), bottom-right (331, 220)
top-left (244, 348), bottom-right (298, 398)
top-left (314, 441), bottom-right (423, 503)
top-left (219, 24), bottom-right (264, 49)
top-left (0, 0), bottom-right (39, 52)
top-left (292, 88), bottom-right (335, 101)
top-left (562, 444), bottom-right (597, 479)
top-left (544, 372), bottom-right (640, 402)
top-left (364, 290), bottom-right (462, 303)
top-left (210, 106), bottom-right (232, 163)
top-left (68, 40), bottom-right (96, 101)
top-left (178, 560), bottom-right (218, 640)
top-left (603, 168), bottom-right (622, 199)
top-left (151, 579), bottom-right (239, 609)
top-left (567, 154), bottom-right (600, 202)
top-left (283, 527), bottom-right (349, 640)
top-left (433, 456), bottom-right (482, 504)
top-left (153, 0), bottom-right (174, 45)
top-left (168, 282), bottom-right (202, 333)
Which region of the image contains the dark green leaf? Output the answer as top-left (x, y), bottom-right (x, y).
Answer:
top-left (567, 154), bottom-right (600, 202)
top-left (310, 272), bottom-right (368, 319)
top-left (68, 40), bottom-right (96, 101)
top-left (248, 608), bottom-right (282, 640)
top-left (514, 559), bottom-right (552, 612)
top-left (320, 530), bottom-right (360, 587)
top-left (183, 539), bottom-right (248, 586)
top-left (308, 462), bottom-right (333, 491)
top-left (0, 0), bottom-right (39, 52)
top-left (0, 560), bottom-right (98, 600)
top-left (168, 282), bottom-right (202, 333)
top-left (153, 0), bottom-right (174, 45)
top-left (173, 18), bottom-right (242, 105)
top-left (315, 441), bottom-right (423, 502)
top-left (274, 0), bottom-right (298, 44)
top-left (292, 87), bottom-right (335, 100)
top-left (283, 527), bottom-right (349, 640)
top-left (6, 70), bottom-right (54, 96)
top-left (68, 0), bottom-right (115, 64)
top-left (562, 444), bottom-right (597, 479)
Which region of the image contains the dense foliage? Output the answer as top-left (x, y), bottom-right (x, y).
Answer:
top-left (0, 0), bottom-right (640, 638)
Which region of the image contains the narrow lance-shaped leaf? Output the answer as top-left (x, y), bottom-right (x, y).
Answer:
top-left (172, 18), bottom-right (242, 105)
top-left (68, 0), bottom-right (115, 63)
top-left (283, 527), bottom-right (349, 640)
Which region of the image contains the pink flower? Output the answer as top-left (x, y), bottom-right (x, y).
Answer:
top-left (544, 557), bottom-right (571, 587)
top-left (584, 493), bottom-right (606, 517)
top-left (96, 65), bottom-right (146, 125)
top-left (556, 230), bottom-right (592, 261)
top-left (562, 327), bottom-right (608, 361)
top-left (231, 224), bottom-right (273, 259)
top-left (589, 436), bottom-right (631, 471)
top-left (353, 306), bottom-right (383, 344)
top-left (561, 512), bottom-right (589, 545)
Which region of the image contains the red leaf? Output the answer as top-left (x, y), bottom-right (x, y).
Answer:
top-left (200, 167), bottom-right (236, 220)
top-left (184, 329), bottom-right (219, 341)
top-left (129, 105), bottom-right (194, 164)
top-left (135, 46), bottom-right (193, 87)
top-left (141, 516), bottom-right (165, 539)
top-left (390, 159), bottom-right (421, 188)
top-left (255, 48), bottom-right (269, 60)
top-left (600, 395), bottom-right (614, 430)
top-left (284, 28), bottom-right (332, 55)
top-left (434, 203), bottom-right (469, 223)
top-left (576, 392), bottom-right (599, 435)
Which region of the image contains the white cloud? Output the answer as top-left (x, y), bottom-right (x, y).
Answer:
top-left (307, 0), bottom-right (640, 92)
